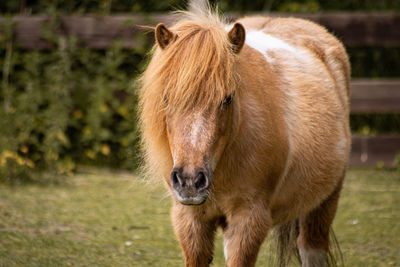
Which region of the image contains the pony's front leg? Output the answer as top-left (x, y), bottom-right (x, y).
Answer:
top-left (172, 204), bottom-right (216, 267)
top-left (223, 206), bottom-right (271, 267)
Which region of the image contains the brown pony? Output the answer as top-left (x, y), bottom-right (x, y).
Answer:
top-left (139, 3), bottom-right (350, 267)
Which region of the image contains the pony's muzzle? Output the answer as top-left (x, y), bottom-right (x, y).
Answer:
top-left (170, 167), bottom-right (211, 205)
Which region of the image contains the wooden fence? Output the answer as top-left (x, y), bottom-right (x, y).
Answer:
top-left (1, 13), bottom-right (399, 167)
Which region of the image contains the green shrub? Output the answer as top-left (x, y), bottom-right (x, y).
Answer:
top-left (0, 18), bottom-right (148, 182)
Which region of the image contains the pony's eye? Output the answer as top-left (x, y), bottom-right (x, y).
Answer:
top-left (223, 94), bottom-right (233, 108)
top-left (163, 96), bottom-right (169, 105)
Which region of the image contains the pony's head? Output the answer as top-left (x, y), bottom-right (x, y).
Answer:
top-left (140, 11), bottom-right (245, 205)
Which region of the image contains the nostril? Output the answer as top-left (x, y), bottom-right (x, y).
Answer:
top-left (171, 170), bottom-right (183, 188)
top-left (195, 172), bottom-right (207, 190)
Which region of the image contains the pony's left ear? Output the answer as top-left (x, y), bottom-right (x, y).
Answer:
top-left (155, 23), bottom-right (176, 49)
top-left (228, 23), bottom-right (245, 54)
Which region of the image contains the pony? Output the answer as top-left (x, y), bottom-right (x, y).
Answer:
top-left (139, 2), bottom-right (350, 266)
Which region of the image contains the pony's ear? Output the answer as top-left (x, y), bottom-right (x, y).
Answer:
top-left (155, 23), bottom-right (176, 49)
top-left (228, 23), bottom-right (245, 54)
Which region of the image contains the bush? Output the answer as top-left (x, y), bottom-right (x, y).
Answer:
top-left (0, 18), bottom-right (147, 182)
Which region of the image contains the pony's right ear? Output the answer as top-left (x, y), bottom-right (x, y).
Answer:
top-left (155, 23), bottom-right (176, 49)
top-left (228, 23), bottom-right (245, 54)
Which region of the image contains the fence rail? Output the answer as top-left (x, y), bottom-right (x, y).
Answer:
top-left (0, 13), bottom-right (399, 49)
top-left (351, 79), bottom-right (400, 114)
top-left (1, 13), bottom-right (399, 167)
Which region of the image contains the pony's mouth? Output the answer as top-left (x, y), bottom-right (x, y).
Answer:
top-left (173, 189), bottom-right (209, 205)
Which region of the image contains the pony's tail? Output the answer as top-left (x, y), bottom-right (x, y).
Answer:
top-left (328, 229), bottom-right (344, 267)
top-left (272, 220), bottom-right (344, 267)
top-left (273, 220), bottom-right (300, 267)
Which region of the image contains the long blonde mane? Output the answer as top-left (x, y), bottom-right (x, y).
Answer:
top-left (139, 6), bottom-right (239, 181)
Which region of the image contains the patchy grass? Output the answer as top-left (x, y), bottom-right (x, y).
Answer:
top-left (331, 169), bottom-right (400, 267)
top-left (0, 168), bottom-right (399, 266)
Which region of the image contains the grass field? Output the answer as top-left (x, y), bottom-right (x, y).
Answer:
top-left (0, 168), bottom-right (399, 266)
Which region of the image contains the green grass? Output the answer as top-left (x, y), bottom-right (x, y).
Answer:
top-left (0, 168), bottom-right (399, 266)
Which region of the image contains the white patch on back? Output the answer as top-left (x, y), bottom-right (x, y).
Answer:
top-left (245, 30), bottom-right (297, 62)
top-left (224, 25), bottom-right (306, 64)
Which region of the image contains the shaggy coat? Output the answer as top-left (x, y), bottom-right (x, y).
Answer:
top-left (139, 5), bottom-right (350, 267)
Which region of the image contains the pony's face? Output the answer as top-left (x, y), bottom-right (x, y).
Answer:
top-left (152, 22), bottom-right (245, 205)
top-left (166, 96), bottom-right (235, 205)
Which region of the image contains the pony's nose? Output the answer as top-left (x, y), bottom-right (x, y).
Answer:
top-left (170, 167), bottom-right (209, 192)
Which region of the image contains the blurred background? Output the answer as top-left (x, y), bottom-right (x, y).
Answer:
top-left (0, 1), bottom-right (399, 266)
top-left (0, 0), bottom-right (399, 182)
